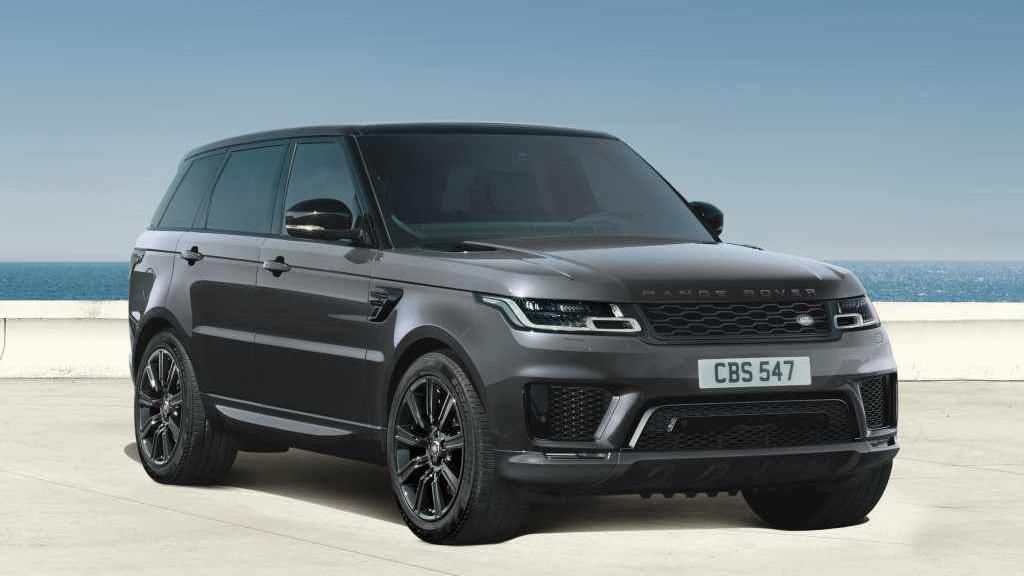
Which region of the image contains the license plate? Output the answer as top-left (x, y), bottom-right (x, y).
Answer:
top-left (698, 357), bottom-right (811, 388)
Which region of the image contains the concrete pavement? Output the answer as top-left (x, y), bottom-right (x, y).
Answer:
top-left (1, 379), bottom-right (1022, 575)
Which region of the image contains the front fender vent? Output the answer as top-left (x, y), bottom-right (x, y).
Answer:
top-left (368, 287), bottom-right (403, 322)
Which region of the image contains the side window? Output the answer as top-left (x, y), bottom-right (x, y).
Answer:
top-left (156, 153), bottom-right (225, 229)
top-left (283, 141), bottom-right (364, 222)
top-left (204, 144), bottom-right (287, 234)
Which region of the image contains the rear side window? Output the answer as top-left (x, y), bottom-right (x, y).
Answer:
top-left (156, 153), bottom-right (225, 229)
top-left (204, 144), bottom-right (287, 234)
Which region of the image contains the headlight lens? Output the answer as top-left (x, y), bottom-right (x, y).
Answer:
top-left (479, 296), bottom-right (641, 334)
top-left (835, 295), bottom-right (880, 330)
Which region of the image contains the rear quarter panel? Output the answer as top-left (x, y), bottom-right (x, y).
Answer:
top-left (130, 230), bottom-right (186, 372)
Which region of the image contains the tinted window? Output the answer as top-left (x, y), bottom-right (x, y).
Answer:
top-left (357, 134), bottom-right (714, 247)
top-left (283, 141), bottom-right (363, 221)
top-left (157, 153), bottom-right (224, 229)
top-left (204, 144), bottom-right (287, 234)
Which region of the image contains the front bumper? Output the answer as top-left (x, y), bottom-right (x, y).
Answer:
top-left (462, 309), bottom-right (898, 491)
top-left (474, 322), bottom-right (896, 446)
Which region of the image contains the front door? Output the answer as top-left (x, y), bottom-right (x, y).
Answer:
top-left (251, 138), bottom-right (375, 425)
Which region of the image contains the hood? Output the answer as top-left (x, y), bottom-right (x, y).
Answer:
top-left (375, 237), bottom-right (865, 303)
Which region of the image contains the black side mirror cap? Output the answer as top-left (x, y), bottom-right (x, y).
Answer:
top-left (690, 201), bottom-right (724, 237)
top-left (285, 198), bottom-right (364, 243)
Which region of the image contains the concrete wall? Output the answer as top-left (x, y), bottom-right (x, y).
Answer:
top-left (874, 303), bottom-right (1024, 381)
top-left (0, 301), bottom-right (1022, 381)
top-left (0, 301), bottom-right (129, 378)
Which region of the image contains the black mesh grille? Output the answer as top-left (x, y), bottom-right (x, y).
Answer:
top-left (860, 375), bottom-right (896, 429)
top-left (528, 385), bottom-right (612, 442)
top-left (632, 399), bottom-right (856, 451)
top-left (639, 301), bottom-right (834, 342)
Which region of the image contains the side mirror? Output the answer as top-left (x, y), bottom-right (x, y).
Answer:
top-left (285, 198), bottom-right (363, 242)
top-left (690, 201), bottom-right (724, 237)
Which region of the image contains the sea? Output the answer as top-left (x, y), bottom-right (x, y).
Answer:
top-left (0, 261), bottom-right (1022, 302)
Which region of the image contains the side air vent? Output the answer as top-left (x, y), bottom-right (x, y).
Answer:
top-left (527, 384), bottom-right (612, 442)
top-left (859, 374), bottom-right (898, 430)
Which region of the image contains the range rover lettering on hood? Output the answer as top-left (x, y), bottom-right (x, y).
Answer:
top-left (640, 288), bottom-right (819, 300)
top-left (400, 238), bottom-right (865, 303)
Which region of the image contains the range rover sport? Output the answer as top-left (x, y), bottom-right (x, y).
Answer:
top-left (129, 123), bottom-right (898, 544)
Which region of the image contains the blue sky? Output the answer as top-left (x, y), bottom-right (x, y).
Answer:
top-left (1, 1), bottom-right (1021, 261)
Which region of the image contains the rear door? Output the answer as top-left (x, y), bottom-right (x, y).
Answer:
top-left (250, 137), bottom-right (375, 423)
top-left (173, 141), bottom-right (289, 401)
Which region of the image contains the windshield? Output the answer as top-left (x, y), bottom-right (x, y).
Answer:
top-left (356, 133), bottom-right (715, 247)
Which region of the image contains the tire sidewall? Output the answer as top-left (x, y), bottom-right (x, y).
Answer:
top-left (386, 352), bottom-right (482, 537)
top-left (743, 460), bottom-right (893, 530)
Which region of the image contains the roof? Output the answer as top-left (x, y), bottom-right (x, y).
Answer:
top-left (184, 123), bottom-right (617, 159)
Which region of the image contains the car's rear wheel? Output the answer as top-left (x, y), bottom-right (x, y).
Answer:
top-left (387, 350), bottom-right (526, 544)
top-left (742, 461), bottom-right (892, 530)
top-left (134, 330), bottom-right (237, 484)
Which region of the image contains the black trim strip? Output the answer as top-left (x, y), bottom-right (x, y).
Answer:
top-left (207, 393), bottom-right (382, 431)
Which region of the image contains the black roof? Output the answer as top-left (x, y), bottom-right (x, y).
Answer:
top-left (185, 123), bottom-right (617, 159)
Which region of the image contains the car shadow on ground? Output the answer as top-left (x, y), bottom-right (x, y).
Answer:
top-left (124, 442), bottom-right (401, 522)
top-left (124, 443), bottom-right (763, 533)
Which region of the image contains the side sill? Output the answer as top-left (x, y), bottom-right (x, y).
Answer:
top-left (208, 393), bottom-right (381, 439)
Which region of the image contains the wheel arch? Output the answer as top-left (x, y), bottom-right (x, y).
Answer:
top-left (383, 326), bottom-right (484, 423)
top-left (131, 308), bottom-right (189, 378)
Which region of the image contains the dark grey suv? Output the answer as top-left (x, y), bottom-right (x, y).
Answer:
top-left (129, 124), bottom-right (898, 544)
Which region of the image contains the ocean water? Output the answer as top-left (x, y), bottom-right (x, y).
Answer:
top-left (0, 261), bottom-right (1022, 302)
top-left (0, 262), bottom-right (128, 301)
top-left (835, 261), bottom-right (1024, 302)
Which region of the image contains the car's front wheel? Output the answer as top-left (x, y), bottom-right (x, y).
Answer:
top-left (743, 461), bottom-right (892, 530)
top-left (386, 350), bottom-right (526, 544)
top-left (134, 330), bottom-right (237, 484)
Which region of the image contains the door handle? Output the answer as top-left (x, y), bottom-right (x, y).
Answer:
top-left (180, 246), bottom-right (203, 265)
top-left (262, 256), bottom-right (291, 277)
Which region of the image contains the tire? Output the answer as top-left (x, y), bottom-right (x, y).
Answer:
top-left (743, 461), bottom-right (892, 530)
top-left (134, 330), bottom-right (237, 485)
top-left (386, 350), bottom-right (526, 544)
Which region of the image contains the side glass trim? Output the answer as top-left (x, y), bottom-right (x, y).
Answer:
top-left (152, 149), bottom-right (227, 231)
top-left (188, 150), bottom-right (230, 230)
top-left (350, 134), bottom-right (393, 249)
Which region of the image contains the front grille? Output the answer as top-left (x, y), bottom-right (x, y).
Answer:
top-left (859, 374), bottom-right (897, 429)
top-left (632, 398), bottom-right (856, 451)
top-left (639, 301), bottom-right (834, 343)
top-left (528, 385), bottom-right (612, 442)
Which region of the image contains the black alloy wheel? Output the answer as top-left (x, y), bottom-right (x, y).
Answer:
top-left (133, 330), bottom-right (237, 485)
top-left (387, 351), bottom-right (527, 544)
top-left (136, 347), bottom-right (183, 466)
top-left (393, 374), bottom-right (465, 521)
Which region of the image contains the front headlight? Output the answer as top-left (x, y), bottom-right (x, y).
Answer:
top-left (835, 295), bottom-right (880, 330)
top-left (479, 296), bottom-right (641, 334)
